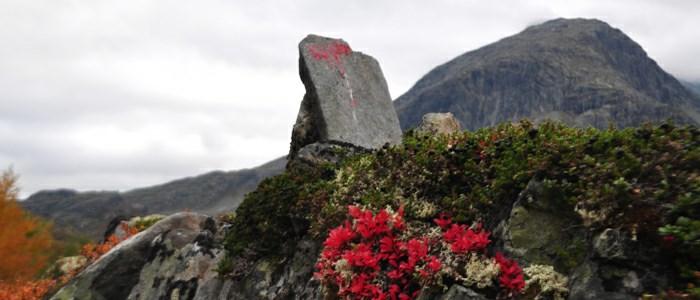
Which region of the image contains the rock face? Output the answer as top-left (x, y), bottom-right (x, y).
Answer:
top-left (290, 35), bottom-right (402, 158)
top-left (395, 18), bottom-right (700, 130)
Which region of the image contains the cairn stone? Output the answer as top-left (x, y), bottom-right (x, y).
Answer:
top-left (289, 35), bottom-right (402, 159)
top-left (416, 112), bottom-right (461, 135)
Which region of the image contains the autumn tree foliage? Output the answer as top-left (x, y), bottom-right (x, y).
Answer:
top-left (0, 169), bottom-right (54, 281)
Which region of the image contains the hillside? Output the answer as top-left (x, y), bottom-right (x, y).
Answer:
top-left (21, 157), bottom-right (286, 240)
top-left (683, 80), bottom-right (700, 96)
top-left (395, 18), bottom-right (700, 130)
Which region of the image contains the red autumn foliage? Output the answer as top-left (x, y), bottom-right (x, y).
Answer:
top-left (316, 206), bottom-right (525, 300)
top-left (494, 252), bottom-right (526, 293)
top-left (316, 206), bottom-right (438, 299)
top-left (0, 279), bottom-right (56, 300)
top-left (80, 223), bottom-right (138, 262)
top-left (0, 222), bottom-right (140, 300)
top-left (441, 222), bottom-right (490, 254)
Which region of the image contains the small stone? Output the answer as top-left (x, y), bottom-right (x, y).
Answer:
top-left (622, 271), bottom-right (641, 293)
top-left (593, 228), bottom-right (630, 260)
top-left (441, 285), bottom-right (487, 300)
top-left (416, 112), bottom-right (462, 135)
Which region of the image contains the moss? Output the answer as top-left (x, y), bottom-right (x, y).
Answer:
top-left (219, 164), bottom-right (334, 274)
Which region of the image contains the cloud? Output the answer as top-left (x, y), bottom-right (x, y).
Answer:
top-left (0, 0), bottom-right (698, 196)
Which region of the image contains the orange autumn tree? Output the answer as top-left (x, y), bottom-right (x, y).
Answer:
top-left (0, 169), bottom-right (54, 281)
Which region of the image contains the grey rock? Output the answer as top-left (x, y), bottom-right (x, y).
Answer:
top-left (416, 285), bottom-right (487, 300)
top-left (440, 286), bottom-right (487, 300)
top-left (593, 228), bottom-right (633, 260)
top-left (287, 142), bottom-right (367, 170)
top-left (496, 179), bottom-right (585, 273)
top-left (568, 261), bottom-right (637, 300)
top-left (50, 212), bottom-right (215, 300)
top-left (290, 34), bottom-right (402, 158)
top-left (416, 112), bottom-right (462, 135)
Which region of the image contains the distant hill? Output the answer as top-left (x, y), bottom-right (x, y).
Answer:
top-left (395, 18), bottom-right (700, 130)
top-left (21, 157), bottom-right (286, 240)
top-left (682, 80), bottom-right (700, 96)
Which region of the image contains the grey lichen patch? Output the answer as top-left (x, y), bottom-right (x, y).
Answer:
top-left (500, 180), bottom-right (587, 273)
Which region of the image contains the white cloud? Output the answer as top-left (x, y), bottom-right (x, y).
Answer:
top-left (0, 0), bottom-right (698, 196)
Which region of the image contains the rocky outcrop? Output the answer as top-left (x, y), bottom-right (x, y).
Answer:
top-left (395, 18), bottom-right (700, 131)
top-left (290, 35), bottom-right (402, 160)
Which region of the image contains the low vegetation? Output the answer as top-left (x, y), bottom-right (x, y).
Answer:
top-left (221, 120), bottom-right (700, 297)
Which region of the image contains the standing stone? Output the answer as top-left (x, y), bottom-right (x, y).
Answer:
top-left (290, 34), bottom-right (402, 158)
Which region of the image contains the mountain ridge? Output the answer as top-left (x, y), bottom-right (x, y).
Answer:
top-left (22, 156), bottom-right (287, 239)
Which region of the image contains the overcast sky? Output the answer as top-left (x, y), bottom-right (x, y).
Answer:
top-left (1, 0), bottom-right (699, 197)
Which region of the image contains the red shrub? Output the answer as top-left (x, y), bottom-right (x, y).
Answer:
top-left (315, 206), bottom-right (524, 300)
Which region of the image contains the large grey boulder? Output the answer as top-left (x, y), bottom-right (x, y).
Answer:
top-left (290, 34), bottom-right (402, 158)
top-left (50, 212), bottom-right (218, 300)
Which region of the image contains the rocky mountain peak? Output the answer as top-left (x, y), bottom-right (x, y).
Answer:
top-left (395, 18), bottom-right (700, 131)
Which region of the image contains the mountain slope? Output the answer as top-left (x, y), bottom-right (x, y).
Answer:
top-left (682, 80), bottom-right (700, 96)
top-left (395, 18), bottom-right (700, 130)
top-left (22, 157), bottom-right (286, 240)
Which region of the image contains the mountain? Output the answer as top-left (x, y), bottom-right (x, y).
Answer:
top-left (395, 18), bottom-right (700, 130)
top-left (682, 80), bottom-right (700, 96)
top-left (21, 157), bottom-right (286, 240)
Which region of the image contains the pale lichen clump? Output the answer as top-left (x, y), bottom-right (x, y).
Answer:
top-left (128, 214), bottom-right (166, 231)
top-left (523, 264), bottom-right (569, 300)
top-left (410, 201), bottom-right (438, 218)
top-left (574, 203), bottom-right (610, 227)
top-left (333, 258), bottom-right (353, 281)
top-left (460, 254), bottom-right (500, 289)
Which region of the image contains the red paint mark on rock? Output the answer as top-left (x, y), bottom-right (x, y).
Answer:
top-left (307, 41), bottom-right (352, 76)
top-left (350, 97), bottom-right (358, 108)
